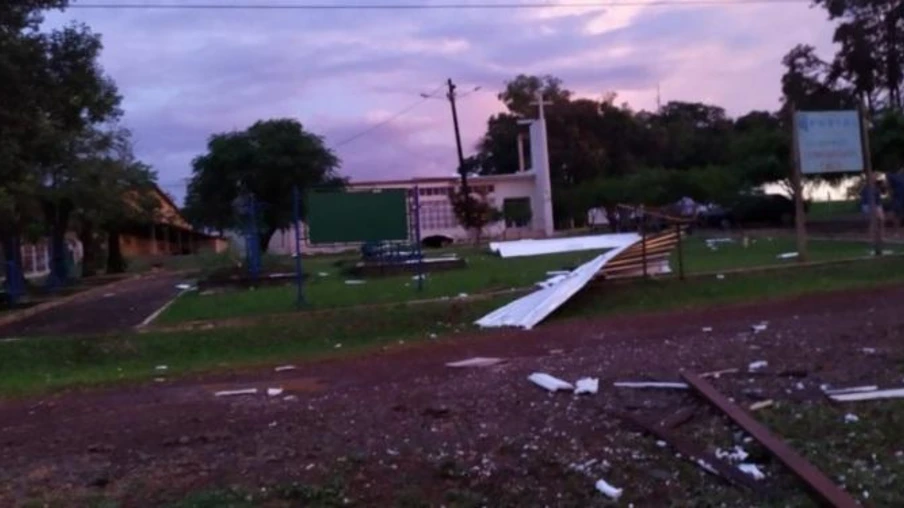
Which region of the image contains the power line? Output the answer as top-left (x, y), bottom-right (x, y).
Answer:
top-left (332, 83), bottom-right (445, 149)
top-left (70, 0), bottom-right (808, 11)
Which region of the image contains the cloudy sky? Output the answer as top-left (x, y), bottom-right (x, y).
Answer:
top-left (51, 1), bottom-right (837, 202)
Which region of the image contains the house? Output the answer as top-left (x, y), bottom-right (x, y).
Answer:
top-left (268, 171), bottom-right (543, 254)
top-left (118, 185), bottom-right (228, 257)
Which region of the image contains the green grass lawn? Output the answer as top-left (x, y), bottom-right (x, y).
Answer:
top-left (675, 235), bottom-right (873, 274)
top-left (5, 255), bottom-right (904, 397)
top-left (807, 199), bottom-right (858, 221)
top-left (158, 236), bottom-right (877, 325)
top-left (156, 248), bottom-right (603, 324)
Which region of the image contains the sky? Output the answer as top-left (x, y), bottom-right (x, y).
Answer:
top-left (50, 1), bottom-right (839, 203)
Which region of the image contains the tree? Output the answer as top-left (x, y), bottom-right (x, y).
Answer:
top-left (185, 119), bottom-right (344, 252)
top-left (1, 1), bottom-right (122, 286)
top-left (450, 187), bottom-right (502, 244)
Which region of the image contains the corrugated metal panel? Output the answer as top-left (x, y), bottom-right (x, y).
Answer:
top-left (489, 233), bottom-right (640, 258)
top-left (475, 243), bottom-right (633, 330)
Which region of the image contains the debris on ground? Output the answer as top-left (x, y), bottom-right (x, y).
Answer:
top-left (267, 388), bottom-right (284, 397)
top-left (344, 280), bottom-right (366, 285)
top-left (103, 293), bottom-right (116, 298)
top-left (594, 478), bottom-right (623, 499)
top-left (445, 357), bottom-right (504, 368)
top-left (861, 347), bottom-right (877, 354)
top-left (613, 381), bottom-right (689, 390)
top-left (214, 388), bottom-right (258, 397)
top-left (747, 360), bottom-right (768, 372)
top-left (843, 413), bottom-right (859, 423)
top-left (738, 463), bottom-right (766, 481)
top-left (749, 400), bottom-right (774, 411)
top-left (274, 365), bottom-right (296, 372)
top-left (175, 283), bottom-right (196, 291)
top-left (716, 274), bottom-right (726, 279)
top-left (700, 368), bottom-right (740, 378)
top-left (682, 372), bottom-right (860, 507)
top-left (750, 322), bottom-right (768, 333)
top-left (828, 387), bottom-right (904, 402)
top-left (334, 343), bottom-right (343, 349)
top-left (574, 377), bottom-right (599, 395)
top-left (528, 373), bottom-right (574, 392)
top-left (155, 365), bottom-right (168, 371)
top-left (716, 446), bottom-right (749, 462)
top-left (457, 293), bottom-right (469, 298)
top-left (822, 385), bottom-right (878, 396)
top-left (318, 272), bottom-right (329, 277)
top-left (777, 252), bottom-right (799, 260)
top-left (702, 326), bottom-right (713, 333)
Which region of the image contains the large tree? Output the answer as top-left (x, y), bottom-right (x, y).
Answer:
top-left (185, 119), bottom-right (344, 252)
top-left (1, 1), bottom-right (123, 286)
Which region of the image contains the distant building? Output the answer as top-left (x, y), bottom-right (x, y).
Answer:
top-left (269, 171), bottom-right (542, 254)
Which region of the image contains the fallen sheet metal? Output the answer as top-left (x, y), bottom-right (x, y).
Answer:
top-left (682, 373), bottom-right (860, 508)
top-left (619, 412), bottom-right (763, 493)
top-left (822, 385), bottom-right (879, 396)
top-left (445, 357), bottom-right (504, 368)
top-left (475, 244), bottom-right (633, 329)
top-left (613, 381), bottom-right (689, 389)
top-left (528, 372), bottom-right (574, 392)
top-left (489, 233), bottom-right (640, 258)
top-left (574, 377), bottom-right (599, 395)
top-left (828, 387), bottom-right (904, 402)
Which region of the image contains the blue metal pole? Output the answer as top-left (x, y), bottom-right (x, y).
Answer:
top-left (414, 186), bottom-right (424, 292)
top-left (293, 186), bottom-right (305, 307)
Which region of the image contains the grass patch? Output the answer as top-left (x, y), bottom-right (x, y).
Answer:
top-left (159, 237), bottom-right (873, 325)
top-left (675, 235), bottom-right (870, 274)
top-left (157, 248), bottom-right (601, 324)
top-left (807, 200), bottom-right (858, 221)
top-left (0, 298), bottom-right (500, 396)
top-left (5, 255), bottom-right (904, 397)
top-left (561, 254), bottom-right (904, 319)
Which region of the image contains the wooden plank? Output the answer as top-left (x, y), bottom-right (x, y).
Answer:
top-left (658, 405), bottom-right (697, 429)
top-left (618, 412), bottom-right (766, 493)
top-left (682, 373), bottom-right (860, 508)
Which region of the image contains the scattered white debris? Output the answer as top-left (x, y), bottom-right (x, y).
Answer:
top-left (738, 463), bottom-right (766, 480)
top-left (428, 333), bottom-right (437, 339)
top-left (387, 448), bottom-right (400, 456)
top-left (700, 368), bottom-right (740, 378)
top-left (862, 347), bottom-right (877, 354)
top-left (103, 293), bottom-right (116, 298)
top-left (823, 385), bottom-right (879, 396)
top-left (706, 238), bottom-right (734, 245)
top-left (716, 274), bottom-right (725, 280)
top-left (318, 272), bottom-right (329, 277)
top-left (411, 274), bottom-right (426, 280)
top-left (154, 377), bottom-right (166, 383)
top-left (175, 283), bottom-right (195, 290)
top-left (283, 395), bottom-right (298, 402)
top-left (274, 365), bottom-right (296, 372)
top-left (334, 343), bottom-right (343, 349)
top-left (446, 357), bottom-right (504, 368)
top-left (702, 326), bottom-right (713, 333)
top-left (749, 400), bottom-right (774, 411)
top-left (594, 478), bottom-right (623, 499)
top-left (795, 382), bottom-right (805, 391)
top-left (777, 252), bottom-right (799, 260)
top-left (844, 413), bottom-right (860, 423)
top-left (457, 293), bottom-right (469, 298)
top-left (716, 446), bottom-right (749, 462)
top-left (830, 388), bottom-right (904, 402)
top-left (751, 322), bottom-right (768, 333)
top-left (695, 458), bottom-right (718, 475)
top-left (748, 360), bottom-right (768, 372)
top-left (655, 440), bottom-right (667, 448)
top-left (0, 337), bottom-right (22, 343)
top-left (613, 381), bottom-right (688, 390)
top-left (214, 388), bottom-right (258, 397)
top-left (266, 388), bottom-right (284, 397)
top-left (569, 458), bottom-right (598, 474)
top-left (528, 373), bottom-right (574, 392)
top-left (574, 377), bottom-right (599, 395)
top-left (344, 280), bottom-right (366, 285)
top-left (305, 463), bottom-right (315, 471)
top-left (155, 365), bottom-right (168, 371)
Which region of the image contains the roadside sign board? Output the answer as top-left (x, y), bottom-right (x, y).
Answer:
top-left (794, 110), bottom-right (864, 174)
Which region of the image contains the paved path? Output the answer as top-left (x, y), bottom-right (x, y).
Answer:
top-left (0, 272), bottom-right (185, 338)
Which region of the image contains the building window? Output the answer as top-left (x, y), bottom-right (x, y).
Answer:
top-left (502, 197), bottom-right (532, 228)
top-left (419, 200), bottom-right (457, 230)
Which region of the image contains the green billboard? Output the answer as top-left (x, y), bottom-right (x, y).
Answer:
top-left (307, 189), bottom-right (409, 244)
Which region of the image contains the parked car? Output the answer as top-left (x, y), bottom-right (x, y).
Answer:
top-left (700, 194), bottom-right (800, 229)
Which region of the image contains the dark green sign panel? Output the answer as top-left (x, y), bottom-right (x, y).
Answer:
top-left (307, 189), bottom-right (409, 244)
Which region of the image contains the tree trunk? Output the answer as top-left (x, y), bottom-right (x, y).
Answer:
top-left (106, 230), bottom-right (126, 274)
top-left (257, 227), bottom-right (276, 254)
top-left (1, 233), bottom-right (26, 291)
top-left (43, 200), bottom-right (73, 285)
top-left (79, 221), bottom-right (98, 278)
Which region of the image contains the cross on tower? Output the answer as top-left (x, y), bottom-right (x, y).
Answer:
top-left (530, 91), bottom-right (553, 121)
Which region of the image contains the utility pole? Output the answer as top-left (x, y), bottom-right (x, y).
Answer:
top-left (447, 78), bottom-right (471, 225)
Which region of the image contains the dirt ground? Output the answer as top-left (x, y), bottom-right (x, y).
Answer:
top-left (0, 272), bottom-right (186, 338)
top-left (2, 285), bottom-right (903, 506)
